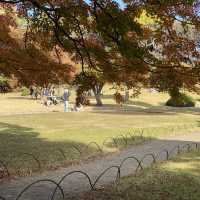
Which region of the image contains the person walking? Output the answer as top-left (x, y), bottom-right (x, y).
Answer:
top-left (63, 89), bottom-right (70, 112)
top-left (34, 87), bottom-right (39, 100)
top-left (51, 87), bottom-right (56, 96)
top-left (30, 86), bottom-right (34, 97)
top-left (43, 88), bottom-right (49, 97)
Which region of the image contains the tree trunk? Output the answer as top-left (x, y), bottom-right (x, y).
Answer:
top-left (169, 87), bottom-right (181, 98)
top-left (124, 88), bottom-right (129, 102)
top-left (92, 84), bottom-right (104, 106)
top-left (94, 92), bottom-right (103, 106)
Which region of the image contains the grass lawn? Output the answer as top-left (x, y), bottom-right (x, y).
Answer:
top-left (72, 150), bottom-right (200, 200)
top-left (0, 88), bottom-right (200, 177)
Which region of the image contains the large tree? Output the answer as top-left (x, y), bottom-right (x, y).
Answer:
top-left (1, 0), bottom-right (200, 95)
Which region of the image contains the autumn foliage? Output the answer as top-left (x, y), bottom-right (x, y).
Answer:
top-left (0, 0), bottom-right (200, 95)
top-left (0, 4), bottom-right (75, 87)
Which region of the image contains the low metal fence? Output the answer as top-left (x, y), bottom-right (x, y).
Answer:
top-left (0, 141), bottom-right (199, 200)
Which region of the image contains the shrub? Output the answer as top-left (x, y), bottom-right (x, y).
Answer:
top-left (0, 75), bottom-right (8, 86)
top-left (166, 93), bottom-right (195, 107)
top-left (21, 86), bottom-right (30, 96)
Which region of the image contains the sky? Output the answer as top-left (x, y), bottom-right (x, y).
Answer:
top-left (84, 0), bottom-right (126, 9)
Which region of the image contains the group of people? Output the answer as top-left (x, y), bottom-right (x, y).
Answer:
top-left (42, 87), bottom-right (56, 97)
top-left (0, 85), bottom-right (9, 94)
top-left (29, 86), bottom-right (84, 112)
top-left (30, 87), bottom-right (56, 100)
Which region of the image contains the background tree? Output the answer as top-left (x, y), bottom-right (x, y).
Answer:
top-left (1, 0), bottom-right (200, 104)
top-left (145, 5), bottom-right (200, 105)
top-left (74, 72), bottom-right (105, 106)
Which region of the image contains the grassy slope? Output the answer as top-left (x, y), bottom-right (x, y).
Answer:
top-left (73, 150), bottom-right (200, 200)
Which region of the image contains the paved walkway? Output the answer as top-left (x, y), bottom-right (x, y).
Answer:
top-left (1, 132), bottom-right (200, 200)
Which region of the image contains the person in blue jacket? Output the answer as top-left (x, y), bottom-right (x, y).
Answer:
top-left (63, 89), bottom-right (70, 112)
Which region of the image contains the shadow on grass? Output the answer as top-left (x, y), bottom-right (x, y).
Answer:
top-left (90, 103), bottom-right (175, 116)
top-left (90, 96), bottom-right (154, 108)
top-left (90, 101), bottom-right (200, 116)
top-left (126, 100), bottom-right (153, 108)
top-left (0, 122), bottom-right (99, 177)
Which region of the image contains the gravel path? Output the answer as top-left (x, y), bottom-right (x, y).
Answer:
top-left (1, 132), bottom-right (200, 200)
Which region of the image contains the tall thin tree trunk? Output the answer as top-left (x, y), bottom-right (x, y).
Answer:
top-left (94, 92), bottom-right (103, 106)
top-left (124, 88), bottom-right (129, 102)
top-left (92, 84), bottom-right (104, 106)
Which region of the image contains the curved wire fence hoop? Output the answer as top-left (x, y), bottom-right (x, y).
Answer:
top-left (181, 143), bottom-right (192, 152)
top-left (15, 179), bottom-right (64, 200)
top-left (139, 153), bottom-right (156, 166)
top-left (84, 142), bottom-right (103, 154)
top-left (112, 138), bottom-right (120, 148)
top-left (156, 149), bottom-right (169, 160)
top-left (16, 153), bottom-right (41, 171)
top-left (116, 135), bottom-right (128, 146)
top-left (191, 143), bottom-right (197, 150)
top-left (125, 133), bottom-right (136, 142)
top-left (66, 145), bottom-right (82, 156)
top-left (169, 145), bottom-right (181, 157)
top-left (51, 170), bottom-right (94, 200)
top-left (93, 166), bottom-right (121, 188)
top-left (119, 156), bottom-right (143, 172)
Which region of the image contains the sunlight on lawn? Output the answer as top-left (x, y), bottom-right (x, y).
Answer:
top-left (161, 153), bottom-right (200, 177)
top-left (76, 151), bottom-right (200, 200)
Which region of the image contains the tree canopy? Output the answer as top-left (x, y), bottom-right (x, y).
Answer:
top-left (0, 0), bottom-right (200, 92)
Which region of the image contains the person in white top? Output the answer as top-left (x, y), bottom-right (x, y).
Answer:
top-left (63, 89), bottom-right (70, 112)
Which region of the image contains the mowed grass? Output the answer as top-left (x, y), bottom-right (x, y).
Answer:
top-left (72, 150), bottom-right (200, 200)
top-left (0, 88), bottom-right (200, 177)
